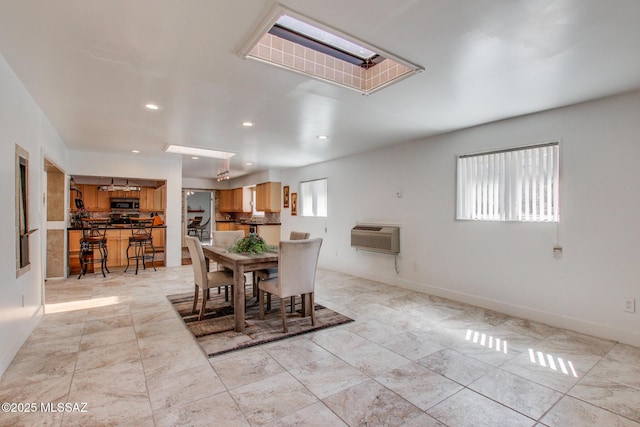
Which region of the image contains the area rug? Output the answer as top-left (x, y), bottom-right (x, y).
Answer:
top-left (167, 288), bottom-right (353, 357)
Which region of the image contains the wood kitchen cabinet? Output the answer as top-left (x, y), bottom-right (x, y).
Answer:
top-left (255, 182), bottom-right (281, 212)
top-left (139, 187), bottom-right (155, 211)
top-left (96, 190), bottom-right (110, 211)
top-left (154, 185), bottom-right (166, 211)
top-left (219, 188), bottom-right (246, 212)
top-left (68, 226), bottom-right (166, 276)
top-left (216, 222), bottom-right (233, 231)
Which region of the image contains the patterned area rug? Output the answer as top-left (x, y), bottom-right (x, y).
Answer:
top-left (167, 288), bottom-right (353, 357)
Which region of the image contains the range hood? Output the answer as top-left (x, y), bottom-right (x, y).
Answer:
top-left (98, 178), bottom-right (141, 192)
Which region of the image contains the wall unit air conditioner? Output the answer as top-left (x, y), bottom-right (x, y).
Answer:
top-left (350, 224), bottom-right (400, 254)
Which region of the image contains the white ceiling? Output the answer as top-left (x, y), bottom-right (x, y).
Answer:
top-left (2, 0), bottom-right (640, 180)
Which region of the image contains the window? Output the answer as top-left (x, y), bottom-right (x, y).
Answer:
top-left (300, 178), bottom-right (327, 217)
top-left (456, 142), bottom-right (559, 222)
top-left (16, 144), bottom-right (31, 276)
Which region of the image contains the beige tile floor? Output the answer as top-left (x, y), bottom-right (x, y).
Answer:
top-left (1, 266), bottom-right (640, 426)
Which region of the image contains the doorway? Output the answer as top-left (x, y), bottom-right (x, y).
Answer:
top-left (43, 159), bottom-right (66, 279)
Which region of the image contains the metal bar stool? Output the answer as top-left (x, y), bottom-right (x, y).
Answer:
top-left (78, 218), bottom-right (109, 279)
top-left (125, 218), bottom-right (156, 274)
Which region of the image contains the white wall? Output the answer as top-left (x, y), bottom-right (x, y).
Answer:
top-left (68, 151), bottom-right (182, 267)
top-left (282, 90), bottom-right (640, 347)
top-left (0, 54), bottom-right (69, 377)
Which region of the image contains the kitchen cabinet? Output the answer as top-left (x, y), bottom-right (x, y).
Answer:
top-left (232, 223), bottom-right (250, 235)
top-left (154, 185), bottom-right (166, 211)
top-left (219, 188), bottom-right (247, 212)
top-left (255, 182), bottom-right (281, 212)
top-left (216, 222), bottom-right (233, 231)
top-left (67, 226), bottom-right (166, 276)
top-left (96, 190), bottom-right (111, 211)
top-left (106, 229), bottom-right (127, 268)
top-left (139, 187), bottom-right (155, 211)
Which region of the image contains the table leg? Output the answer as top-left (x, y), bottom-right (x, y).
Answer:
top-left (233, 265), bottom-right (245, 332)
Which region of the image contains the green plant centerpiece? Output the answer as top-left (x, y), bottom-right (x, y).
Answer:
top-left (228, 233), bottom-right (277, 254)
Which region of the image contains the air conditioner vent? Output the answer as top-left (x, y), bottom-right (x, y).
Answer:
top-left (350, 224), bottom-right (400, 254)
top-left (352, 225), bottom-right (383, 232)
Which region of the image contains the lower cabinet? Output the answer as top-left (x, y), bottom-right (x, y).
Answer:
top-left (68, 227), bottom-right (166, 276)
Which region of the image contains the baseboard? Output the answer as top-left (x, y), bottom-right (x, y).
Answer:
top-left (340, 266), bottom-right (640, 348)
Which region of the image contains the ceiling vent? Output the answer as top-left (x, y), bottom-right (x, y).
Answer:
top-left (238, 4), bottom-right (423, 95)
top-left (351, 224), bottom-right (400, 254)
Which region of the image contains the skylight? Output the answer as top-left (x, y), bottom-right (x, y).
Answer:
top-left (164, 144), bottom-right (236, 159)
top-left (272, 15), bottom-right (377, 63)
top-left (239, 5), bottom-right (423, 95)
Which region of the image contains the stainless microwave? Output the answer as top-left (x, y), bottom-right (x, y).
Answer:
top-left (110, 198), bottom-right (139, 211)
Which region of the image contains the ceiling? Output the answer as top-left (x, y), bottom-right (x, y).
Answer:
top-left (2, 0), bottom-right (640, 180)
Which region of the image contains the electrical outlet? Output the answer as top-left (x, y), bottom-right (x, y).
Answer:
top-left (553, 245), bottom-right (563, 259)
top-left (624, 298), bottom-right (635, 313)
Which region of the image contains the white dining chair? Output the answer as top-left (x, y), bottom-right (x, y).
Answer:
top-left (185, 236), bottom-right (234, 321)
top-left (258, 238), bottom-right (323, 333)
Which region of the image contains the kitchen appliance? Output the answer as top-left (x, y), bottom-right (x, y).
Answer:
top-left (110, 197), bottom-right (139, 211)
top-left (109, 213), bottom-right (139, 224)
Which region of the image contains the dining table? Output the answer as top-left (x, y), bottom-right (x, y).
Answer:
top-left (201, 245), bottom-right (278, 332)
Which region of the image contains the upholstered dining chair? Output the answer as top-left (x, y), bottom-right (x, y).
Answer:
top-left (254, 231), bottom-right (310, 305)
top-left (258, 238), bottom-right (323, 333)
top-left (211, 230), bottom-right (245, 249)
top-left (185, 236), bottom-right (234, 321)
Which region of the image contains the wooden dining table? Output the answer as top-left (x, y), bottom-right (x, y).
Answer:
top-left (201, 245), bottom-right (278, 332)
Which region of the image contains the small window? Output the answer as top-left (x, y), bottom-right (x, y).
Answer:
top-left (300, 178), bottom-right (327, 217)
top-left (16, 144), bottom-right (31, 276)
top-left (456, 142), bottom-right (559, 222)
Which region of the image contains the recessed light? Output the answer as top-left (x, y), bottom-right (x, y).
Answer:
top-left (245, 162), bottom-right (253, 166)
top-left (145, 103), bottom-right (159, 110)
top-left (131, 150), bottom-right (140, 153)
top-left (242, 121), bottom-right (254, 127)
top-left (317, 135), bottom-right (329, 140)
top-left (192, 156), bottom-right (199, 160)
top-left (164, 144), bottom-right (236, 159)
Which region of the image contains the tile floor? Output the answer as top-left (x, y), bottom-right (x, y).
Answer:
top-left (1, 266), bottom-right (639, 426)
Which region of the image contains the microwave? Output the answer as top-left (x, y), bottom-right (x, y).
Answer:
top-left (110, 198), bottom-right (139, 211)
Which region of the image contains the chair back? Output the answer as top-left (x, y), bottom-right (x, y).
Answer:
top-left (212, 230), bottom-right (244, 249)
top-left (289, 231), bottom-right (310, 240)
top-left (130, 218), bottom-right (153, 240)
top-left (185, 236), bottom-right (207, 288)
top-left (80, 219), bottom-right (108, 241)
top-left (278, 238), bottom-right (322, 298)
top-left (188, 216), bottom-right (203, 228)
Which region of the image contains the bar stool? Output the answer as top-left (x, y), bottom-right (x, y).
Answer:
top-left (78, 218), bottom-right (109, 279)
top-left (125, 218), bottom-right (156, 274)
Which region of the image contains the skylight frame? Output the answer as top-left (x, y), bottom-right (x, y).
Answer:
top-left (164, 144), bottom-right (236, 159)
top-left (238, 3), bottom-right (424, 95)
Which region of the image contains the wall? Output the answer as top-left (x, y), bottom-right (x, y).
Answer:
top-left (67, 151), bottom-right (182, 267)
top-left (0, 54), bottom-right (69, 377)
top-left (281, 90), bottom-right (640, 347)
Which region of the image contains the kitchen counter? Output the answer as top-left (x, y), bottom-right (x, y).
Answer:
top-left (68, 224), bottom-right (167, 230)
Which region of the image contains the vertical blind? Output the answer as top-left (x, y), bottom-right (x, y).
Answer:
top-left (456, 142), bottom-right (559, 222)
top-left (300, 178), bottom-right (328, 217)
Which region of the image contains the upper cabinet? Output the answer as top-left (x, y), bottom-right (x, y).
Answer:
top-left (219, 188), bottom-right (247, 213)
top-left (255, 182), bottom-right (281, 212)
top-left (70, 184), bottom-right (165, 212)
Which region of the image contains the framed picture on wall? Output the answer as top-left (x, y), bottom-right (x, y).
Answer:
top-left (283, 185), bottom-right (290, 208)
top-left (291, 192), bottom-right (297, 216)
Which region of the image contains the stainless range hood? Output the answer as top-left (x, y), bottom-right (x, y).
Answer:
top-left (98, 178), bottom-right (141, 192)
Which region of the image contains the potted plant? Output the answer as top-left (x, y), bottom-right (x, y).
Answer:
top-left (70, 209), bottom-right (90, 228)
top-left (228, 233), bottom-right (276, 254)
